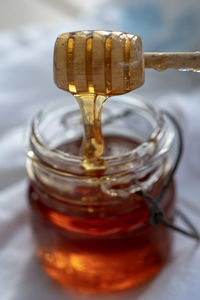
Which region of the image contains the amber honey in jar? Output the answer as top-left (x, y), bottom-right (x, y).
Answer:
top-left (25, 95), bottom-right (177, 293)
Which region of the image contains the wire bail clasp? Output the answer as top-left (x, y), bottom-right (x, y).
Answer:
top-left (139, 111), bottom-right (200, 241)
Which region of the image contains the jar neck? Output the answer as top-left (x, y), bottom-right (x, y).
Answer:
top-left (25, 96), bottom-right (175, 194)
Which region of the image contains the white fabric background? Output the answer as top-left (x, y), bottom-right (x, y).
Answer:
top-left (0, 12), bottom-right (200, 300)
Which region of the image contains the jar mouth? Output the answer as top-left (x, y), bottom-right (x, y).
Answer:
top-left (26, 94), bottom-right (175, 176)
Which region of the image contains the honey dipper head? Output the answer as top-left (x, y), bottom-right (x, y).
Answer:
top-left (54, 30), bottom-right (144, 96)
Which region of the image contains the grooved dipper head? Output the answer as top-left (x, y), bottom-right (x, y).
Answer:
top-left (54, 30), bottom-right (144, 96)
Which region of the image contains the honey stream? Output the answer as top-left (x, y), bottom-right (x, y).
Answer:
top-left (75, 94), bottom-right (107, 171)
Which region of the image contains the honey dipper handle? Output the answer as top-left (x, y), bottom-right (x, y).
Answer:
top-left (144, 52), bottom-right (200, 72)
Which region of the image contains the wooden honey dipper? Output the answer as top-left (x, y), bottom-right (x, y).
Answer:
top-left (54, 30), bottom-right (200, 96)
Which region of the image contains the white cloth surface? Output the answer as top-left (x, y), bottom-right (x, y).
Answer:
top-left (0, 21), bottom-right (200, 300)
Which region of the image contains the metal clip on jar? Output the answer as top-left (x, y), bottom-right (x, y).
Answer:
top-left (25, 96), bottom-right (178, 293)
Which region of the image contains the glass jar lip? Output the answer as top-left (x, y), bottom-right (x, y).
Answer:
top-left (26, 94), bottom-right (174, 174)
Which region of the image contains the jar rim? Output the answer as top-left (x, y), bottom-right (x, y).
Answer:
top-left (26, 94), bottom-right (175, 176)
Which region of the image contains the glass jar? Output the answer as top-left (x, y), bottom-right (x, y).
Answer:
top-left (25, 95), bottom-right (177, 293)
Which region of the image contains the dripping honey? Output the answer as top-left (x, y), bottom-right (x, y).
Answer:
top-left (75, 94), bottom-right (107, 171)
top-left (64, 31), bottom-right (138, 171)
